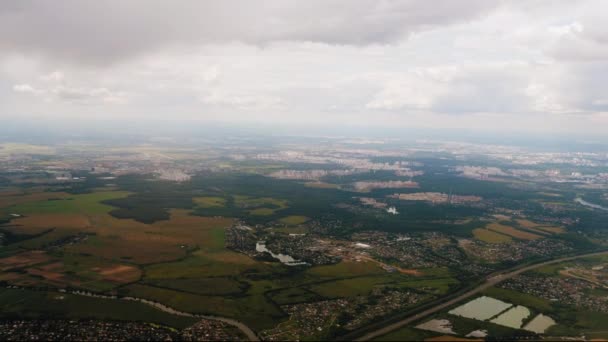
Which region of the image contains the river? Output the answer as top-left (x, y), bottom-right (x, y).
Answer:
top-left (575, 197), bottom-right (608, 211)
top-left (10, 287), bottom-right (259, 341)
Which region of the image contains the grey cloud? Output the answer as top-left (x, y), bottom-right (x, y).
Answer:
top-left (0, 0), bottom-right (500, 65)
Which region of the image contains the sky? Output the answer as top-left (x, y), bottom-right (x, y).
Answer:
top-left (1, 0), bottom-right (608, 138)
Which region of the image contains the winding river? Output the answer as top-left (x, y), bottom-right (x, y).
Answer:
top-left (9, 287), bottom-right (259, 341)
top-left (575, 197), bottom-right (608, 211)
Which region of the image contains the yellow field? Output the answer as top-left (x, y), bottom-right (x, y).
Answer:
top-left (304, 182), bottom-right (340, 189)
top-left (279, 215), bottom-right (309, 226)
top-left (4, 205), bottom-right (234, 264)
top-left (536, 226), bottom-right (565, 234)
top-left (0, 191), bottom-right (71, 210)
top-left (516, 219), bottom-right (539, 229)
top-left (516, 219), bottom-right (565, 234)
top-left (472, 228), bottom-right (513, 244)
top-left (487, 223), bottom-right (542, 240)
top-left (9, 213), bottom-right (91, 234)
top-left (249, 208), bottom-right (275, 216)
top-left (64, 210), bottom-right (233, 263)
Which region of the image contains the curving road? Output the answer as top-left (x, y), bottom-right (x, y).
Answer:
top-left (356, 250), bottom-right (608, 341)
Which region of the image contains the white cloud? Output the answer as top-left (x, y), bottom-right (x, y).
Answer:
top-left (13, 83), bottom-right (38, 93)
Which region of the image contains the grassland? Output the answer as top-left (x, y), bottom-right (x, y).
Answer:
top-left (9, 191), bottom-right (130, 215)
top-left (304, 182), bottom-right (340, 189)
top-left (144, 277), bottom-right (246, 296)
top-left (279, 215), bottom-right (309, 226)
top-left (515, 219), bottom-right (565, 234)
top-left (394, 277), bottom-right (460, 295)
top-left (373, 327), bottom-right (434, 341)
top-left (268, 287), bottom-right (322, 305)
top-left (233, 195), bottom-right (288, 216)
top-left (0, 170), bottom-right (589, 338)
top-left (482, 287), bottom-right (553, 312)
top-left (486, 223), bottom-right (542, 240)
top-left (309, 275), bottom-right (400, 298)
top-left (0, 287), bottom-right (197, 329)
top-left (193, 196), bottom-right (227, 208)
top-left (472, 228), bottom-right (512, 243)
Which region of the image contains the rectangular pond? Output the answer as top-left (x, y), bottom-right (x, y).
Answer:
top-left (523, 314), bottom-right (556, 334)
top-left (490, 305), bottom-right (531, 329)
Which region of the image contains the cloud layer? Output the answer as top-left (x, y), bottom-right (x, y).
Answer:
top-left (1, 0), bottom-right (608, 136)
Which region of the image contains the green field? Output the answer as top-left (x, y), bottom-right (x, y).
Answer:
top-left (482, 286), bottom-right (553, 312)
top-left (194, 196), bottom-right (227, 208)
top-left (0, 287), bottom-right (197, 329)
top-left (394, 277), bottom-right (460, 295)
top-left (373, 327), bottom-right (434, 341)
top-left (268, 287), bottom-right (323, 305)
top-left (309, 275), bottom-right (403, 298)
top-left (145, 277), bottom-right (246, 296)
top-left (9, 191), bottom-right (130, 215)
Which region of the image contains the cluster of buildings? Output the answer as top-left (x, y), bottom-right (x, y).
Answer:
top-left (0, 318), bottom-right (244, 341)
top-left (500, 274), bottom-right (608, 313)
top-left (0, 320), bottom-right (174, 341)
top-left (460, 239), bottom-right (573, 264)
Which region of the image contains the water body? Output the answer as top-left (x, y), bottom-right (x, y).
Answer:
top-left (448, 296), bottom-right (512, 321)
top-left (523, 314), bottom-right (556, 334)
top-left (256, 241), bottom-right (308, 266)
top-left (575, 198), bottom-right (608, 211)
top-left (490, 305), bottom-right (530, 329)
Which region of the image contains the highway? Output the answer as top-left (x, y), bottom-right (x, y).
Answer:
top-left (356, 250), bottom-right (608, 341)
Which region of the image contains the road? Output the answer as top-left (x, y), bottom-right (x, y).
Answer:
top-left (356, 250), bottom-right (608, 341)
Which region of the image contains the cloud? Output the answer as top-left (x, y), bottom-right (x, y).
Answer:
top-left (13, 83), bottom-right (38, 93)
top-left (1, 1), bottom-right (608, 137)
top-left (13, 77), bottom-right (126, 104)
top-left (0, 0), bottom-right (500, 65)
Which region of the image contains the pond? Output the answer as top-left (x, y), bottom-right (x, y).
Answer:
top-left (448, 296), bottom-right (512, 321)
top-left (523, 314), bottom-right (556, 334)
top-left (490, 305), bottom-right (530, 329)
